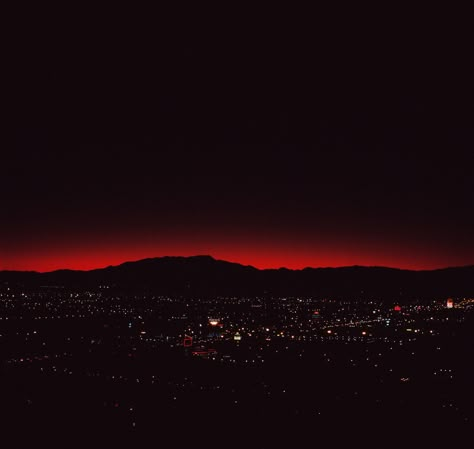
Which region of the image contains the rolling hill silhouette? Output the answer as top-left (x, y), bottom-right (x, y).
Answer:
top-left (1, 255), bottom-right (473, 298)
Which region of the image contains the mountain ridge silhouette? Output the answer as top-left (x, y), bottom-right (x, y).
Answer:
top-left (1, 255), bottom-right (473, 298)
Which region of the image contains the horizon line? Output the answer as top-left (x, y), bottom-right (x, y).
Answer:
top-left (2, 254), bottom-right (473, 274)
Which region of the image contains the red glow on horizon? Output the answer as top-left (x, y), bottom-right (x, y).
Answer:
top-left (2, 249), bottom-right (469, 272)
top-left (2, 232), bottom-right (471, 272)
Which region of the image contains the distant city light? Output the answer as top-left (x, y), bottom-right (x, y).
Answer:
top-left (183, 335), bottom-right (193, 347)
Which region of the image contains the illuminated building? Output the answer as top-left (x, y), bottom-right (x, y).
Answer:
top-left (447, 298), bottom-right (453, 309)
top-left (191, 347), bottom-right (217, 358)
top-left (234, 332), bottom-right (241, 341)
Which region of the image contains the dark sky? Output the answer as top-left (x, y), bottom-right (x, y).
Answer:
top-left (4, 12), bottom-right (474, 271)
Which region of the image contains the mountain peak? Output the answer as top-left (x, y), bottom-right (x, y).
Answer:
top-left (1, 256), bottom-right (473, 298)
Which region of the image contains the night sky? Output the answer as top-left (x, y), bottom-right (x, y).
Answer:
top-left (5, 14), bottom-right (474, 271)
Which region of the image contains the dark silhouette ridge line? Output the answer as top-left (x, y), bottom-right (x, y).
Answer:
top-left (1, 255), bottom-right (473, 298)
top-left (2, 254), bottom-right (473, 275)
